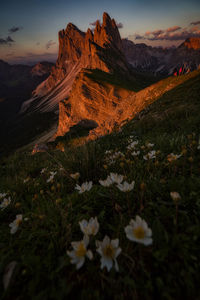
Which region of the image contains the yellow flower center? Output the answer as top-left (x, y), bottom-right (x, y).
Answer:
top-left (133, 226), bottom-right (145, 239)
top-left (16, 219), bottom-right (22, 226)
top-left (103, 245), bottom-right (115, 258)
top-left (76, 243), bottom-right (86, 257)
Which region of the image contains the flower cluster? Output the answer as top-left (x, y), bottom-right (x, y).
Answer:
top-left (67, 215), bottom-right (152, 272)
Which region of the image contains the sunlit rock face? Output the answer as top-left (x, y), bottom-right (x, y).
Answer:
top-left (21, 12), bottom-right (130, 114)
top-left (180, 37), bottom-right (200, 50)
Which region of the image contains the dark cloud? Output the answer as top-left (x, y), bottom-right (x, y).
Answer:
top-left (8, 26), bottom-right (23, 34)
top-left (190, 20), bottom-right (200, 25)
top-left (116, 22), bottom-right (123, 29)
top-left (0, 36), bottom-right (15, 45)
top-left (135, 34), bottom-right (144, 40)
top-left (46, 40), bottom-right (56, 49)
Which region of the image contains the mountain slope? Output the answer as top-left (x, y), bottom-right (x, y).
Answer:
top-left (21, 12), bottom-right (132, 114)
top-left (122, 37), bottom-right (200, 75)
top-left (0, 67), bottom-right (200, 300)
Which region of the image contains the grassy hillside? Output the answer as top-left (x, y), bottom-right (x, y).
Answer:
top-left (0, 71), bottom-right (200, 299)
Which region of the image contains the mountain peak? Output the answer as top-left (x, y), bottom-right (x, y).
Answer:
top-left (179, 37), bottom-right (200, 50)
top-left (102, 12), bottom-right (112, 26)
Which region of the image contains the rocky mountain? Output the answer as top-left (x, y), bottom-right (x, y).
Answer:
top-left (20, 13), bottom-right (200, 144)
top-left (21, 12), bottom-right (131, 114)
top-left (122, 37), bottom-right (200, 75)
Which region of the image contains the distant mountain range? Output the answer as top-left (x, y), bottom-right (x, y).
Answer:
top-left (122, 37), bottom-right (200, 75)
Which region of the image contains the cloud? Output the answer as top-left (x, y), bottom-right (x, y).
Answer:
top-left (116, 22), bottom-right (123, 29)
top-left (166, 26), bottom-right (181, 32)
top-left (46, 40), bottom-right (56, 50)
top-left (133, 24), bottom-right (200, 42)
top-left (8, 26), bottom-right (23, 34)
top-left (0, 36), bottom-right (15, 45)
top-left (36, 42), bottom-right (40, 46)
top-left (190, 20), bottom-right (200, 25)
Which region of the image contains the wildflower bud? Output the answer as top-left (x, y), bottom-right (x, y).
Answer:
top-left (51, 185), bottom-right (55, 192)
top-left (140, 182), bottom-right (146, 191)
top-left (181, 148), bottom-right (187, 155)
top-left (56, 198), bottom-right (62, 204)
top-left (34, 194), bottom-right (38, 200)
top-left (120, 162), bottom-right (124, 168)
top-left (38, 215), bottom-right (45, 220)
top-left (155, 160), bottom-right (159, 166)
top-left (115, 203), bottom-right (122, 213)
top-left (57, 183), bottom-right (61, 189)
top-left (40, 190), bottom-right (44, 195)
top-left (103, 164), bottom-right (108, 169)
top-left (188, 157), bottom-right (193, 162)
top-left (192, 140), bottom-right (197, 145)
top-left (15, 202), bottom-right (21, 208)
top-left (170, 192), bottom-right (181, 202)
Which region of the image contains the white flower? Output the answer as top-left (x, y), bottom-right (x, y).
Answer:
top-left (117, 181), bottom-right (135, 192)
top-left (9, 214), bottom-right (23, 234)
top-left (197, 145), bottom-right (200, 150)
top-left (127, 141), bottom-right (139, 150)
top-left (131, 151), bottom-right (140, 156)
top-left (167, 153), bottom-right (182, 162)
top-left (96, 236), bottom-right (121, 272)
top-left (70, 172), bottom-right (80, 180)
top-left (146, 143), bottom-right (154, 148)
top-left (125, 215), bottom-right (152, 246)
top-left (67, 235), bottom-right (93, 269)
top-left (0, 193), bottom-right (7, 198)
top-left (79, 217), bottom-right (99, 236)
top-left (23, 178), bottom-right (29, 183)
top-left (46, 171), bottom-right (57, 183)
top-left (105, 150), bottom-right (112, 155)
top-left (109, 173), bottom-right (124, 184)
top-left (143, 150), bottom-right (156, 160)
top-left (40, 168), bottom-right (46, 174)
top-left (0, 197), bottom-right (11, 210)
top-left (75, 181), bottom-right (93, 193)
top-left (170, 192), bottom-right (181, 202)
top-left (99, 176), bottom-right (113, 187)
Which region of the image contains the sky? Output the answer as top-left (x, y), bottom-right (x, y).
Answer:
top-left (1, 0), bottom-right (200, 65)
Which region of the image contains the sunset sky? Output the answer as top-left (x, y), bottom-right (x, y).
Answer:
top-left (1, 0), bottom-right (200, 64)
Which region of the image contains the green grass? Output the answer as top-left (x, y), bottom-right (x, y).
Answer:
top-left (0, 71), bottom-right (200, 299)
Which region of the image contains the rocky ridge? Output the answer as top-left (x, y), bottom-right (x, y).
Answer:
top-left (21, 12), bottom-right (130, 114)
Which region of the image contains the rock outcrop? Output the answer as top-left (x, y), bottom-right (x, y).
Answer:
top-left (22, 12), bottom-right (130, 114)
top-left (179, 37), bottom-right (200, 50)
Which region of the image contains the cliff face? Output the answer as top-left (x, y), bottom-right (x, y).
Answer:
top-left (56, 70), bottom-right (130, 136)
top-left (22, 12), bottom-right (130, 115)
top-left (179, 37), bottom-right (200, 50)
